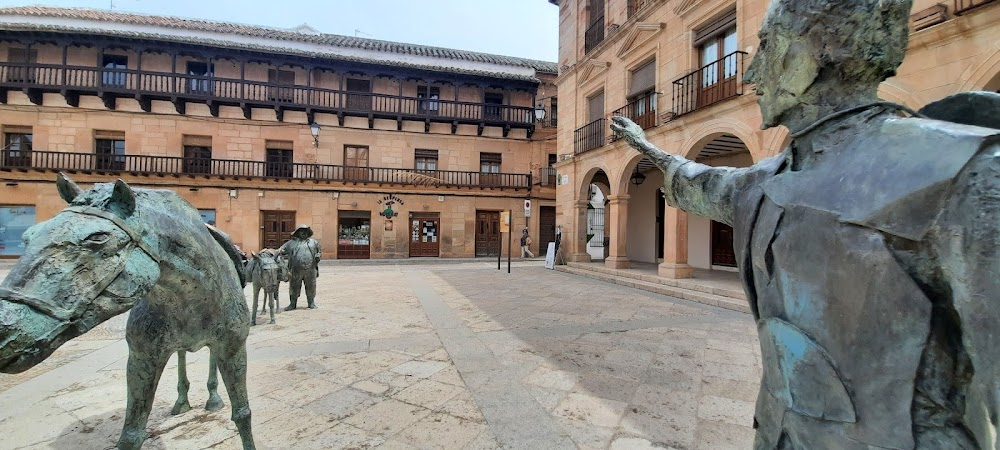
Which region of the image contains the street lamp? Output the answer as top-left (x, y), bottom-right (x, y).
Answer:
top-left (630, 166), bottom-right (646, 186)
top-left (310, 122), bottom-right (321, 148)
top-left (534, 103), bottom-right (546, 122)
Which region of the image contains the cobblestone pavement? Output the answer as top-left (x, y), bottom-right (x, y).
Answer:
top-left (0, 261), bottom-right (761, 449)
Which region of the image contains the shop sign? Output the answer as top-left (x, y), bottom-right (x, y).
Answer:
top-left (377, 194), bottom-right (405, 219)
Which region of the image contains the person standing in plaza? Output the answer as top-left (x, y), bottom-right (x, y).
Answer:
top-left (520, 227), bottom-right (534, 258)
top-left (279, 224), bottom-right (322, 310)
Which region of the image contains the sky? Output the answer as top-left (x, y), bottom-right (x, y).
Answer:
top-left (0, 0), bottom-right (560, 62)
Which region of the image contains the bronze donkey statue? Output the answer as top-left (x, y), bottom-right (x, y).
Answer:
top-left (0, 174), bottom-right (256, 449)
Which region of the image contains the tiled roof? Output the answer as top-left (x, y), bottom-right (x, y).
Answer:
top-left (0, 6), bottom-right (559, 75)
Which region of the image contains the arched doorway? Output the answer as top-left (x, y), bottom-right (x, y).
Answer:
top-left (576, 168), bottom-right (611, 261)
top-left (688, 134), bottom-right (752, 270)
top-left (623, 157), bottom-right (664, 264)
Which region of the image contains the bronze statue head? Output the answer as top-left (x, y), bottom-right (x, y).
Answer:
top-left (743, 0), bottom-right (912, 130)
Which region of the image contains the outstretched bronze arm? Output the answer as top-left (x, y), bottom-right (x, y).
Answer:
top-left (610, 116), bottom-right (743, 226)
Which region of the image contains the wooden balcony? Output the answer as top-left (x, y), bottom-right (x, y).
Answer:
top-left (0, 62), bottom-right (536, 136)
top-left (955, 0), bottom-right (997, 14)
top-left (670, 51), bottom-right (747, 118)
top-left (0, 150), bottom-right (532, 190)
top-left (610, 92), bottom-right (657, 142)
top-left (574, 118), bottom-right (606, 155)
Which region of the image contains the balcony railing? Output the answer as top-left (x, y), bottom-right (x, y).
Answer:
top-left (574, 118), bottom-right (606, 155)
top-left (671, 51), bottom-right (747, 118)
top-left (0, 62), bottom-right (536, 128)
top-left (538, 167), bottom-right (557, 187)
top-left (585, 18), bottom-right (606, 54)
top-left (0, 150), bottom-right (532, 190)
top-left (955, 0), bottom-right (997, 14)
top-left (610, 91), bottom-right (657, 141)
top-left (627, 0), bottom-right (655, 18)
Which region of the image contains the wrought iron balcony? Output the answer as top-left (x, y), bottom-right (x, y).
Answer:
top-left (574, 118), bottom-right (606, 155)
top-left (955, 0), bottom-right (997, 14)
top-left (671, 51), bottom-right (747, 118)
top-left (0, 150), bottom-right (532, 190)
top-left (0, 62), bottom-right (536, 133)
top-left (610, 91), bottom-right (657, 141)
top-left (585, 18), bottom-right (606, 54)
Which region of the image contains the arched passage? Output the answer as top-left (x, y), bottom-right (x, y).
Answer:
top-left (685, 133), bottom-right (753, 271)
top-left (572, 166), bottom-right (612, 262)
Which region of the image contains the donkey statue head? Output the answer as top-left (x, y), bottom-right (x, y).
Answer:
top-left (0, 174), bottom-right (160, 373)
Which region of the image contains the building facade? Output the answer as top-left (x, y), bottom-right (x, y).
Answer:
top-left (550, 0), bottom-right (1000, 276)
top-left (0, 7), bottom-right (560, 259)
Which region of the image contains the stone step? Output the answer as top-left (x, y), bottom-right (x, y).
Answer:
top-left (565, 262), bottom-right (746, 301)
top-left (556, 266), bottom-right (751, 315)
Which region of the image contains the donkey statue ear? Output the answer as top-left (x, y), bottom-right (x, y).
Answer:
top-left (110, 179), bottom-right (136, 218)
top-left (56, 172), bottom-right (83, 204)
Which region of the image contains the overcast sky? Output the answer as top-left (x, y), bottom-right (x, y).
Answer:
top-left (0, 0), bottom-right (560, 62)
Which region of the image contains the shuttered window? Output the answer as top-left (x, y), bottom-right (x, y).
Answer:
top-left (415, 149), bottom-right (438, 171)
top-left (628, 59), bottom-right (656, 98)
top-left (694, 8), bottom-right (737, 47)
top-left (480, 152), bottom-right (501, 173)
top-left (587, 90), bottom-right (605, 123)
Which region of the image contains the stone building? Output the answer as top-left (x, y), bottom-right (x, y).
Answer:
top-left (0, 6), bottom-right (559, 259)
top-left (549, 0), bottom-right (1000, 276)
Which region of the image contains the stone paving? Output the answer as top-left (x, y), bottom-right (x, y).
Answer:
top-left (0, 261), bottom-right (761, 449)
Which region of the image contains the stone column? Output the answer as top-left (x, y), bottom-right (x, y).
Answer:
top-left (659, 205), bottom-right (694, 278)
top-left (569, 201), bottom-right (592, 262)
top-left (605, 194), bottom-right (630, 269)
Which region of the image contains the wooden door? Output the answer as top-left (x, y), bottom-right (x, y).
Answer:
top-left (262, 211), bottom-right (295, 250)
top-left (711, 220), bottom-right (736, 267)
top-left (475, 211), bottom-right (500, 257)
top-left (409, 215), bottom-right (440, 257)
top-left (538, 206), bottom-right (556, 250)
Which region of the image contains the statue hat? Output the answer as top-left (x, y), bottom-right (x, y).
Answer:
top-left (292, 224), bottom-right (313, 238)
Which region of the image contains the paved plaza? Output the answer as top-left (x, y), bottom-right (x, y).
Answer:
top-left (0, 261), bottom-right (761, 450)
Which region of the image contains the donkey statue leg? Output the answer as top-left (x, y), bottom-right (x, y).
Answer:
top-left (268, 289), bottom-right (277, 324)
top-left (250, 282), bottom-right (260, 326)
top-left (170, 351), bottom-right (192, 415)
top-left (216, 344), bottom-right (256, 450)
top-left (205, 349), bottom-right (225, 411)
top-left (117, 349), bottom-right (171, 450)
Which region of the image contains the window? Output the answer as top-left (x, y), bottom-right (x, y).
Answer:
top-left (585, 0), bottom-right (606, 53)
top-left (186, 61), bottom-right (214, 95)
top-left (415, 149), bottom-right (438, 172)
top-left (0, 206), bottom-right (35, 256)
top-left (101, 54), bottom-right (128, 88)
top-left (198, 209), bottom-right (217, 226)
top-left (2, 128), bottom-right (32, 168)
top-left (695, 9), bottom-right (739, 107)
top-left (344, 145), bottom-right (369, 181)
top-left (417, 86), bottom-right (440, 114)
top-left (6, 47), bottom-right (37, 83)
top-left (182, 135), bottom-right (212, 175)
top-left (483, 92), bottom-right (504, 121)
top-left (587, 90), bottom-right (605, 123)
top-left (95, 131), bottom-right (126, 171)
top-left (625, 59), bottom-right (657, 129)
top-left (268, 69), bottom-right (295, 103)
top-left (345, 78), bottom-right (372, 111)
top-left (480, 152), bottom-right (502, 187)
top-left (266, 141), bottom-right (294, 178)
top-left (549, 97), bottom-right (558, 127)
top-left (338, 211), bottom-right (371, 259)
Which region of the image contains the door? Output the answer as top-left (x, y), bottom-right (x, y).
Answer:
top-left (538, 206), bottom-right (556, 251)
top-left (186, 61), bottom-right (214, 95)
top-left (268, 69), bottom-right (295, 103)
top-left (345, 78), bottom-right (372, 111)
top-left (711, 220), bottom-right (736, 267)
top-left (262, 211), bottom-right (296, 250)
top-left (656, 190), bottom-right (665, 259)
top-left (475, 211), bottom-right (500, 257)
top-left (344, 145), bottom-right (370, 181)
top-left (409, 214), bottom-right (440, 257)
top-left (697, 27), bottom-right (738, 108)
